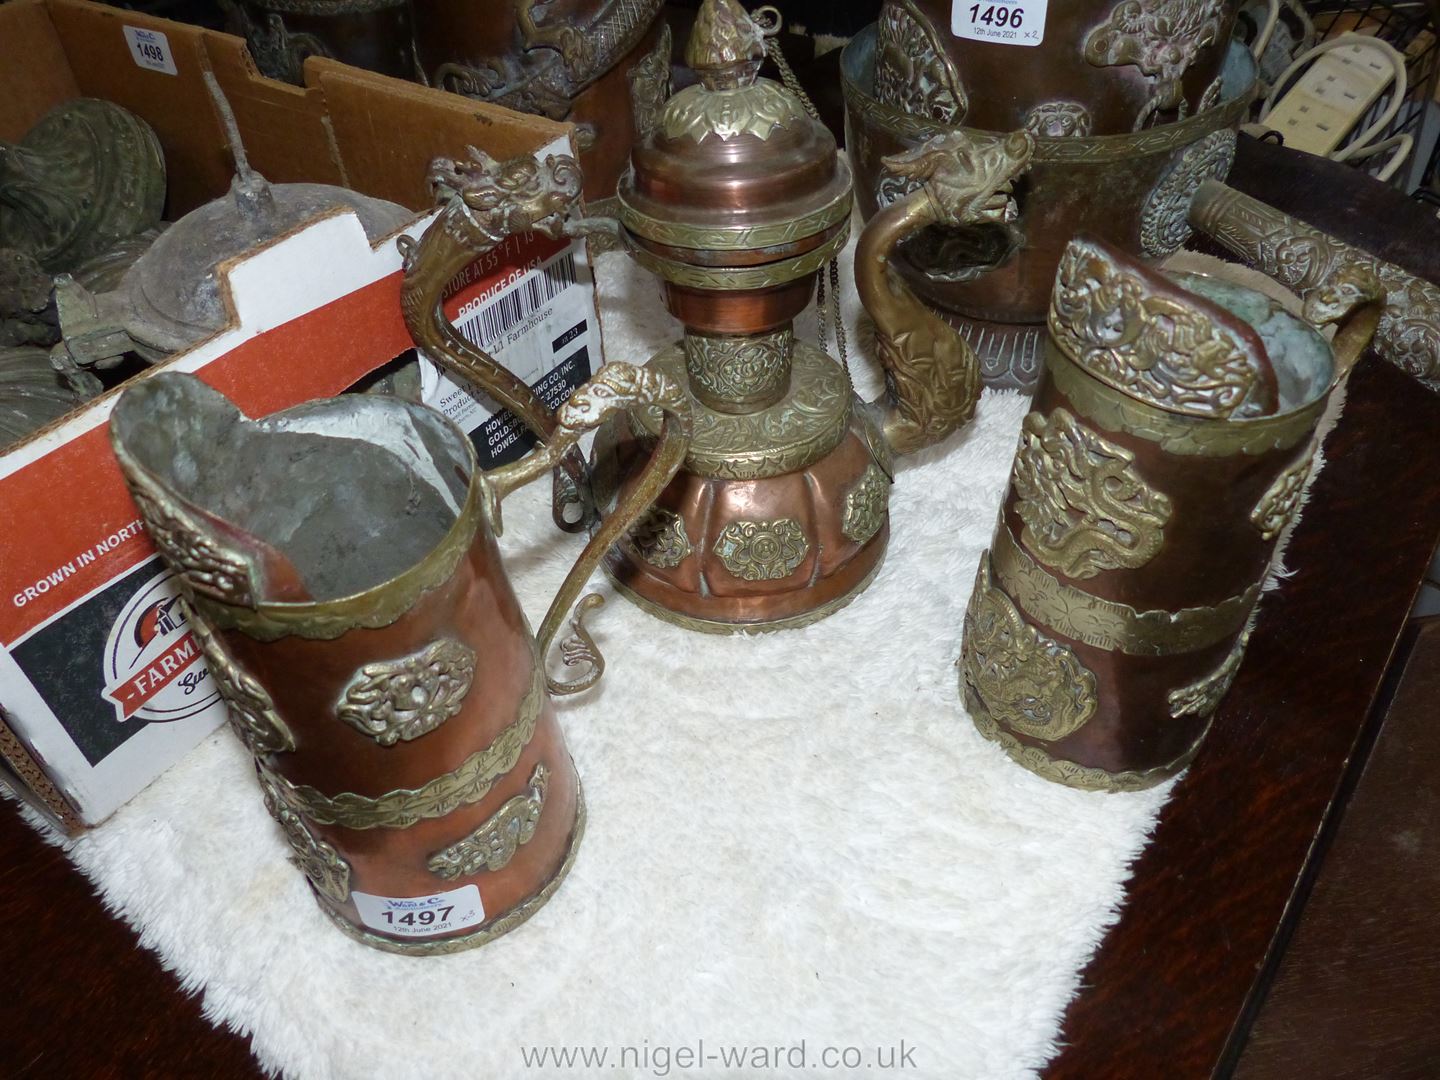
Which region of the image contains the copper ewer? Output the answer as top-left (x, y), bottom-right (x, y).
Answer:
top-left (588, 0), bottom-right (1034, 632)
top-left (842, 17), bottom-right (1258, 389)
top-left (959, 237), bottom-right (1381, 791)
top-left (109, 364), bottom-right (688, 953)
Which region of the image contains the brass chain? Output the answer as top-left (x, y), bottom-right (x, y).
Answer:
top-left (752, 6), bottom-right (850, 378)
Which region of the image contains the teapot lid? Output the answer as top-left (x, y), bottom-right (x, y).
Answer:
top-left (123, 176), bottom-right (409, 355)
top-left (617, 0), bottom-right (851, 265)
top-left (120, 73), bottom-right (410, 355)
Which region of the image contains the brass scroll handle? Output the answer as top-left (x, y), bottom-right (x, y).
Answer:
top-left (481, 362), bottom-right (692, 696)
top-left (855, 130), bottom-right (1035, 456)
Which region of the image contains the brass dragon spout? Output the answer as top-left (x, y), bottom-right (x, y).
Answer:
top-left (856, 128), bottom-right (1035, 456)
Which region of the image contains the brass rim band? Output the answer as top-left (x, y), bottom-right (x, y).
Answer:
top-left (991, 527), bottom-right (1260, 657)
top-left (965, 687), bottom-right (1205, 793)
top-left (616, 183), bottom-right (854, 251)
top-left (1044, 341), bottom-right (1328, 458)
top-left (318, 789), bottom-right (586, 956)
top-left (841, 34), bottom-right (1254, 165)
top-left (260, 657), bottom-right (544, 830)
top-left (624, 223), bottom-right (851, 291)
top-left (196, 462), bottom-right (484, 642)
top-left (627, 342), bottom-right (855, 481)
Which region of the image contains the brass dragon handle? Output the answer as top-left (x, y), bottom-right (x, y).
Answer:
top-left (855, 129), bottom-right (1035, 456)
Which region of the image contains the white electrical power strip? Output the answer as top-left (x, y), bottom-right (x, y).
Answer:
top-left (1264, 38), bottom-right (1398, 156)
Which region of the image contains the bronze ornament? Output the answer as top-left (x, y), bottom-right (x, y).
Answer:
top-left (992, 526), bottom-right (1260, 657)
top-left (427, 764), bottom-right (549, 880)
top-left (1250, 444), bottom-right (1315, 541)
top-left (1138, 129), bottom-right (1237, 258)
top-left (188, 607), bottom-right (297, 757)
top-left (627, 506), bottom-right (694, 569)
top-left (962, 553), bottom-right (1099, 743)
top-left (625, 343), bottom-right (852, 481)
top-left (1083, 0), bottom-right (1229, 129)
top-left (257, 768), bottom-right (352, 904)
top-left (855, 129), bottom-right (1036, 455)
top-left (873, 0), bottom-right (967, 124)
top-left (712, 519), bottom-right (810, 581)
top-left (1168, 626), bottom-right (1251, 719)
top-left (335, 639), bottom-right (477, 747)
top-left (1023, 102), bottom-right (1095, 139)
top-left (841, 463), bottom-right (890, 546)
top-left (1048, 239), bottom-right (1277, 419)
top-left (1012, 407), bottom-right (1173, 579)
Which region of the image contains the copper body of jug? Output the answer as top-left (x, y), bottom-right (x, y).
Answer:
top-left (959, 237), bottom-right (1381, 790)
top-left (110, 359), bottom-right (688, 952)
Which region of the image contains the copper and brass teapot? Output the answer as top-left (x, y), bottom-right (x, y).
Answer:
top-left (403, 0), bottom-right (1039, 632)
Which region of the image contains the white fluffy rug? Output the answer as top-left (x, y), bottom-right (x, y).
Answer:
top-left (28, 238), bottom-right (1173, 1079)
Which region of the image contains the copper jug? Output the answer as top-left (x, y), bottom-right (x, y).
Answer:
top-left (842, 12), bottom-right (1258, 389)
top-left (958, 237), bottom-right (1381, 790)
top-left (109, 363), bottom-right (688, 953)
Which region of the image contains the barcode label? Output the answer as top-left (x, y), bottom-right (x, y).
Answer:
top-left (419, 236), bottom-right (598, 470)
top-left (455, 254), bottom-right (577, 352)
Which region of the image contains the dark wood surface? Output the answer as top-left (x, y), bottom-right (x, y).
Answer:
top-left (0, 801), bottom-right (262, 1078)
top-left (1235, 617), bottom-right (1440, 1080)
top-left (2, 130), bottom-right (1438, 1080)
top-left (1050, 142), bottom-right (1440, 1080)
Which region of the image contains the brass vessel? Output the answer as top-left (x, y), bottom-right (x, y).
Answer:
top-left (414, 0), bottom-right (672, 204)
top-left (959, 237), bottom-right (1381, 790)
top-left (221, 0), bottom-right (418, 85)
top-left (109, 361), bottom-right (688, 953)
top-left (0, 98), bottom-right (165, 274)
top-left (843, 18), bottom-right (1258, 390)
top-left (51, 75), bottom-right (409, 391)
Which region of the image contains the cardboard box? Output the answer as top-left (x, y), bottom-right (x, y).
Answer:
top-left (0, 0), bottom-right (602, 829)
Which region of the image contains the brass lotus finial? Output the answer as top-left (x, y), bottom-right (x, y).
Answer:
top-left (685, 0), bottom-right (765, 89)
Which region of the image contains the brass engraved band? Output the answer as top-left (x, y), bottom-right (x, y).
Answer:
top-left (1045, 341), bottom-right (1325, 458)
top-left (318, 789), bottom-right (586, 956)
top-left (261, 658), bottom-right (544, 830)
top-left (843, 37), bottom-right (1252, 165)
top-left (624, 223), bottom-right (850, 291)
top-left (616, 183), bottom-right (853, 251)
top-left (965, 687), bottom-right (1206, 793)
top-left (991, 526), bottom-right (1260, 657)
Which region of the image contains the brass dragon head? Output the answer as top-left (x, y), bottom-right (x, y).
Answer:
top-left (881, 129), bottom-right (1035, 228)
top-left (427, 147), bottom-right (584, 246)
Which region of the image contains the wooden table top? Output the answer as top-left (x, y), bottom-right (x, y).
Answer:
top-left (2, 136), bottom-right (1438, 1080)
